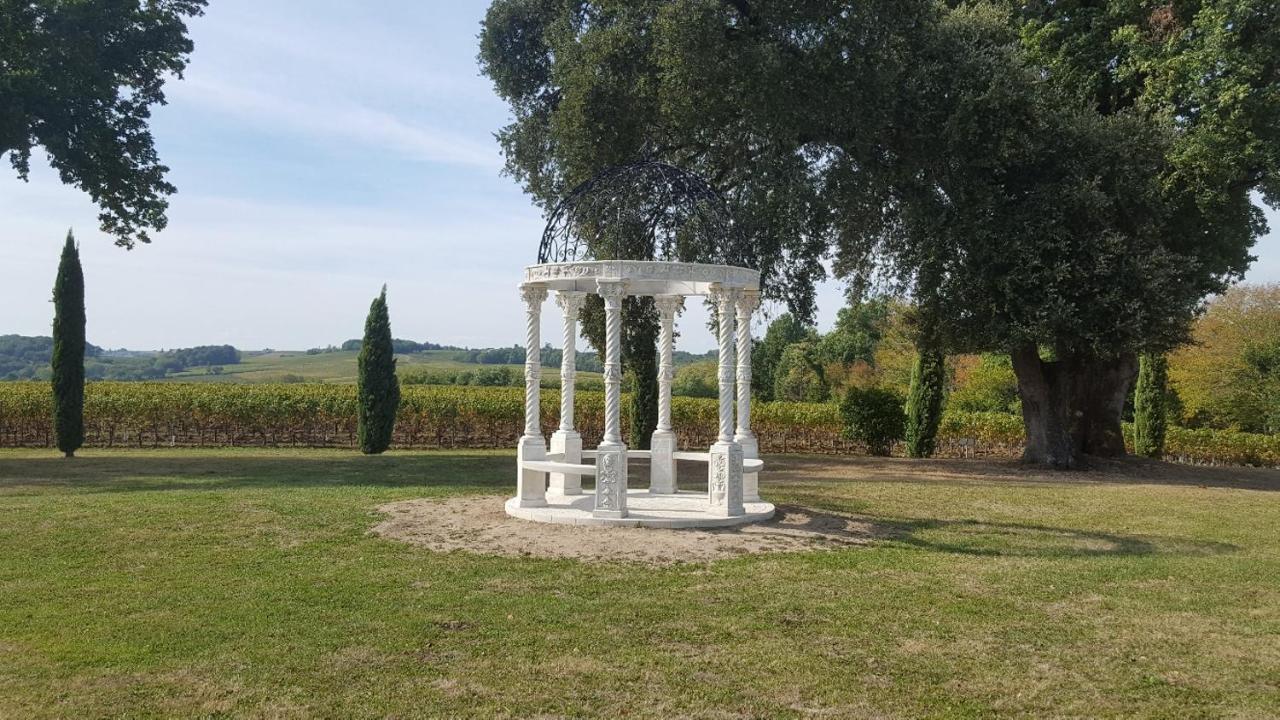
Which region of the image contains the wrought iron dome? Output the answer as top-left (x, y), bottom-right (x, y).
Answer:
top-left (537, 161), bottom-right (749, 267)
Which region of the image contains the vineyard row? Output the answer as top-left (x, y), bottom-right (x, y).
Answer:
top-left (0, 383), bottom-right (1275, 466)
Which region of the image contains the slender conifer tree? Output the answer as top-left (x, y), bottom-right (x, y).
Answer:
top-left (51, 231), bottom-right (85, 458)
top-left (905, 345), bottom-right (946, 458)
top-left (1134, 353), bottom-right (1168, 459)
top-left (357, 286), bottom-right (399, 454)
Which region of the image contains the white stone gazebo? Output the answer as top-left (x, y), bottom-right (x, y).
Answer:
top-left (503, 162), bottom-right (775, 529)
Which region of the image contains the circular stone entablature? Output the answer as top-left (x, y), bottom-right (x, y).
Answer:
top-left (524, 260), bottom-right (760, 297)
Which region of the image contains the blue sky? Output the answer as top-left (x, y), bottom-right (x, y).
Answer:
top-left (2, 0), bottom-right (1277, 352)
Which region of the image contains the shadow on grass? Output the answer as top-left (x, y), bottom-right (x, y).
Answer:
top-left (766, 454), bottom-right (1280, 492)
top-left (0, 452), bottom-right (513, 493)
top-left (746, 504), bottom-right (1238, 559)
top-left (0, 452), bottom-right (1243, 560)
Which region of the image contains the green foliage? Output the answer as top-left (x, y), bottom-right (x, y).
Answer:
top-left (938, 411), bottom-right (1028, 450)
top-left (50, 232), bottom-right (84, 457)
top-left (671, 361), bottom-right (717, 399)
top-left (1134, 353), bottom-right (1169, 458)
top-left (0, 337), bottom-right (237, 381)
top-left (1240, 341), bottom-right (1280, 434)
top-left (0, 334), bottom-right (103, 380)
top-left (773, 343), bottom-right (829, 403)
top-left (153, 345), bottom-right (240, 373)
top-left (402, 366), bottom-right (522, 388)
top-left (1, 0), bottom-right (207, 247)
top-left (950, 355), bottom-right (1021, 414)
top-left (478, 0), bottom-right (1280, 464)
top-left (356, 287), bottom-right (399, 454)
top-left (840, 386), bottom-right (907, 456)
top-left (818, 299), bottom-right (891, 366)
top-left (2, 383), bottom-right (1277, 466)
top-left (1170, 284), bottom-right (1280, 433)
top-left (341, 338), bottom-right (457, 354)
top-left (1151, 425), bottom-right (1280, 468)
top-left (581, 295), bottom-right (661, 449)
top-left (905, 346), bottom-right (946, 458)
top-left (625, 301), bottom-right (659, 449)
top-left (752, 314), bottom-right (813, 401)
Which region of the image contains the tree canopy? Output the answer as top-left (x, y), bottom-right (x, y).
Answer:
top-left (1, 0), bottom-right (206, 248)
top-left (479, 0), bottom-right (1279, 466)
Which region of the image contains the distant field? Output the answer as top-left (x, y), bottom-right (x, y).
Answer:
top-left (163, 350), bottom-right (580, 384)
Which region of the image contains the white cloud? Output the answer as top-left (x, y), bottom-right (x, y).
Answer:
top-left (171, 76), bottom-right (501, 170)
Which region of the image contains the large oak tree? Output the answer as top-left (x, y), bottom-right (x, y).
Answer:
top-left (1, 0), bottom-right (206, 248)
top-left (480, 0), bottom-right (1278, 467)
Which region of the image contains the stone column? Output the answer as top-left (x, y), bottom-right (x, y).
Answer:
top-left (735, 290), bottom-right (761, 502)
top-left (594, 279), bottom-right (628, 519)
top-left (549, 291), bottom-right (586, 495)
top-left (515, 283), bottom-right (549, 508)
top-left (650, 295), bottom-right (683, 494)
top-left (707, 284), bottom-right (744, 517)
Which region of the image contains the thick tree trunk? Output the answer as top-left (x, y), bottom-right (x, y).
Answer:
top-left (1010, 345), bottom-right (1138, 469)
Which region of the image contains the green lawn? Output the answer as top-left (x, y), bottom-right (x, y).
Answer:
top-left (0, 450), bottom-right (1277, 718)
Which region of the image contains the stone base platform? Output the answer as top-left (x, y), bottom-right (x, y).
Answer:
top-left (505, 489), bottom-right (775, 529)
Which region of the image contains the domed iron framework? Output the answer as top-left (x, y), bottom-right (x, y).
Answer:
top-left (537, 160), bottom-right (747, 266)
top-left (509, 162), bottom-right (773, 529)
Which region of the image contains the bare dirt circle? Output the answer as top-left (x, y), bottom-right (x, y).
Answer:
top-left (372, 495), bottom-right (877, 565)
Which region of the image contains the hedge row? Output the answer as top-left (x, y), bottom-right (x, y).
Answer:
top-left (0, 383), bottom-right (850, 454)
top-left (0, 383), bottom-right (1275, 466)
top-left (939, 410), bottom-right (1280, 467)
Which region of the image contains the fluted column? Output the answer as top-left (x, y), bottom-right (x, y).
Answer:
top-left (594, 279), bottom-right (628, 518)
top-left (735, 290), bottom-right (761, 502)
top-left (707, 285), bottom-right (744, 517)
top-left (514, 283), bottom-right (549, 508)
top-left (549, 291), bottom-right (586, 495)
top-left (650, 295), bottom-right (683, 494)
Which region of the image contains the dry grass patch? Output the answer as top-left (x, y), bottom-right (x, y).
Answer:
top-left (373, 496), bottom-right (878, 564)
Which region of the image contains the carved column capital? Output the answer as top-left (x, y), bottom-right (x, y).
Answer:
top-left (709, 284), bottom-right (743, 311)
top-left (520, 282), bottom-right (548, 307)
top-left (735, 289), bottom-right (760, 318)
top-left (595, 279), bottom-right (627, 302)
top-left (555, 290), bottom-right (587, 319)
top-left (654, 294), bottom-right (684, 319)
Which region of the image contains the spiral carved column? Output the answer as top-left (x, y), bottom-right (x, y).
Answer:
top-left (713, 286), bottom-right (741, 443)
top-left (594, 279), bottom-right (628, 518)
top-left (515, 283), bottom-right (549, 508)
top-left (735, 290), bottom-right (761, 501)
top-left (708, 285), bottom-right (745, 517)
top-left (650, 295), bottom-right (683, 494)
top-left (549, 291), bottom-right (586, 495)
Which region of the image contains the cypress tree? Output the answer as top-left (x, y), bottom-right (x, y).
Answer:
top-left (905, 344), bottom-right (946, 458)
top-left (357, 286), bottom-right (400, 454)
top-left (51, 231), bottom-right (86, 458)
top-left (624, 297), bottom-right (659, 449)
top-left (1133, 352), bottom-right (1168, 459)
